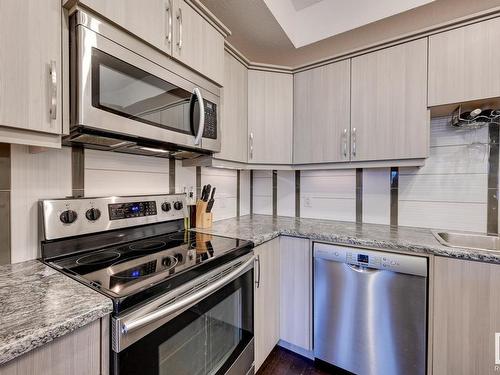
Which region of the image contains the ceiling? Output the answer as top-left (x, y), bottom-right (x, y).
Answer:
top-left (200, 0), bottom-right (500, 67)
top-left (263, 0), bottom-right (435, 48)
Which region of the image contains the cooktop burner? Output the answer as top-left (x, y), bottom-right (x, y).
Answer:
top-left (76, 251), bottom-right (121, 265)
top-left (129, 240), bottom-right (167, 252)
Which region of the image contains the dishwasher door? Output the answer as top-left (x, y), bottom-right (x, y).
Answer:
top-left (313, 243), bottom-right (427, 375)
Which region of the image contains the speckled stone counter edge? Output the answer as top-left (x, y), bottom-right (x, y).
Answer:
top-left (0, 304), bottom-right (112, 365)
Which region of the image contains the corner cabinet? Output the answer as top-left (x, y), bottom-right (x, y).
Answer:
top-left (293, 60), bottom-right (351, 164)
top-left (248, 70), bottom-right (293, 164)
top-left (254, 238), bottom-right (281, 372)
top-left (0, 0), bottom-right (62, 146)
top-left (350, 38), bottom-right (429, 162)
top-left (216, 51), bottom-right (248, 162)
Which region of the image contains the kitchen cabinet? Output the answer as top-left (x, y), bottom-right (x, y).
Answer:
top-left (433, 257), bottom-right (500, 375)
top-left (294, 60), bottom-right (351, 164)
top-left (279, 237), bottom-right (312, 351)
top-left (73, 0), bottom-right (171, 54)
top-left (0, 0), bottom-right (62, 143)
top-left (0, 318), bottom-right (107, 375)
top-left (217, 51), bottom-right (248, 162)
top-left (172, 0), bottom-right (225, 85)
top-left (351, 38), bottom-right (429, 161)
top-left (429, 17), bottom-right (500, 106)
top-left (248, 70), bottom-right (293, 164)
top-left (254, 238), bottom-right (280, 371)
top-left (71, 0), bottom-right (226, 85)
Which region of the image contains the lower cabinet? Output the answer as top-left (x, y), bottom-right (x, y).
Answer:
top-left (254, 238), bottom-right (281, 371)
top-left (433, 257), bottom-right (500, 375)
top-left (0, 317), bottom-right (108, 375)
top-left (279, 236), bottom-right (312, 351)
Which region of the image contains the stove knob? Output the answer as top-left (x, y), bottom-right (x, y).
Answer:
top-left (162, 257), bottom-right (172, 267)
top-left (173, 201), bottom-right (183, 210)
top-left (85, 208), bottom-right (101, 221)
top-left (161, 202), bottom-right (172, 212)
top-left (60, 210), bottom-right (78, 224)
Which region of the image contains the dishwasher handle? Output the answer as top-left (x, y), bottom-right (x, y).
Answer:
top-left (346, 263), bottom-right (380, 273)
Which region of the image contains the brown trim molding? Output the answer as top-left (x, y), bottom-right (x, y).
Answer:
top-left (71, 146), bottom-right (85, 198)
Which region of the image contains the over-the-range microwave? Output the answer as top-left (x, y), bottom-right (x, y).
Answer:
top-left (67, 11), bottom-right (220, 157)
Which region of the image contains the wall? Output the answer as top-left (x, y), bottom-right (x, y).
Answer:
top-left (252, 116), bottom-right (495, 233)
top-left (8, 148), bottom-right (243, 263)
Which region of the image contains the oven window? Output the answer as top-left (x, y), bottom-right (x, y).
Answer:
top-left (158, 289), bottom-right (243, 375)
top-left (113, 269), bottom-right (253, 375)
top-left (91, 48), bottom-right (194, 135)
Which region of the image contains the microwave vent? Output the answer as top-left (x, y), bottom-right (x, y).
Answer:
top-left (71, 134), bottom-right (133, 148)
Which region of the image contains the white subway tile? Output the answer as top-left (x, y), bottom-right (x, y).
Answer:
top-left (362, 168), bottom-right (390, 225)
top-left (277, 170), bottom-right (295, 217)
top-left (301, 197), bottom-right (355, 222)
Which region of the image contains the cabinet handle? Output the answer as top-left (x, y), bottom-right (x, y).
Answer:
top-left (351, 127), bottom-right (357, 157)
top-left (49, 60), bottom-right (57, 120)
top-left (249, 132), bottom-right (254, 160)
top-left (166, 0), bottom-right (172, 44)
top-left (176, 7), bottom-right (183, 50)
top-left (255, 255), bottom-right (260, 288)
top-left (343, 128), bottom-right (348, 158)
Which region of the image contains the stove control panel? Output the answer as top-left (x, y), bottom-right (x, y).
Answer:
top-left (41, 194), bottom-right (187, 241)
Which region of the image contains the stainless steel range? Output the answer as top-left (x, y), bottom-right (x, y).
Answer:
top-left (40, 194), bottom-right (255, 375)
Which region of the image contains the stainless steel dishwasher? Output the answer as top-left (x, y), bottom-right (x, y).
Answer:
top-left (313, 242), bottom-right (428, 375)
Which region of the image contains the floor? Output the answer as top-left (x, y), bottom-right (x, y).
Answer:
top-left (257, 346), bottom-right (333, 375)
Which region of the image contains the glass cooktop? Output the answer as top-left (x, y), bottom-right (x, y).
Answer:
top-left (49, 230), bottom-right (251, 301)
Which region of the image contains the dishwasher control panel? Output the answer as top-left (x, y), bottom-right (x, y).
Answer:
top-left (313, 242), bottom-right (428, 277)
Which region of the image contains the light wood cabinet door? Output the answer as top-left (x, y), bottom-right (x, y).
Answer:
top-left (351, 38), bottom-right (429, 161)
top-left (248, 70), bottom-right (293, 164)
top-left (172, 0), bottom-right (224, 85)
top-left (0, 319), bottom-right (102, 375)
top-left (217, 52), bottom-right (248, 162)
top-left (254, 238), bottom-right (280, 371)
top-left (77, 0), bottom-right (171, 55)
top-left (0, 0), bottom-right (62, 135)
top-left (294, 60), bottom-right (351, 164)
top-left (279, 237), bottom-right (312, 351)
top-left (433, 257), bottom-right (500, 375)
top-left (429, 17), bottom-right (500, 106)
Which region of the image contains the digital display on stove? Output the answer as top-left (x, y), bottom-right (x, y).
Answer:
top-left (109, 201), bottom-right (157, 220)
top-left (357, 254), bottom-right (369, 263)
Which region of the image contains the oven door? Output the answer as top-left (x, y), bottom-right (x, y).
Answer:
top-left (112, 254), bottom-right (255, 375)
top-left (72, 23), bottom-right (220, 152)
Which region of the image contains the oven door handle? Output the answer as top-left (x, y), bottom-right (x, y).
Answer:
top-left (121, 255), bottom-right (255, 334)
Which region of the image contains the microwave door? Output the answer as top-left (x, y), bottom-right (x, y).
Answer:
top-left (74, 25), bottom-right (202, 150)
top-left (189, 88), bottom-right (221, 153)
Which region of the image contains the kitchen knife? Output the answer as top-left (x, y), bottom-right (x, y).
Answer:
top-left (206, 187), bottom-right (216, 213)
top-left (203, 184), bottom-right (211, 202)
top-left (200, 185), bottom-right (208, 201)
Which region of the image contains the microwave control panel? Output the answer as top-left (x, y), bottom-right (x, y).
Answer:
top-left (203, 100), bottom-right (217, 139)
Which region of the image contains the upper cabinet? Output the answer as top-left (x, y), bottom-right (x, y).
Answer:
top-left (248, 70), bottom-right (293, 164)
top-left (428, 17), bottom-right (500, 106)
top-left (76, 0), bottom-right (170, 54)
top-left (217, 51), bottom-right (248, 162)
top-left (0, 0), bottom-right (62, 142)
top-left (172, 0), bottom-right (225, 85)
top-left (293, 60), bottom-right (351, 164)
top-left (351, 39), bottom-right (429, 162)
top-left (73, 0), bottom-right (227, 85)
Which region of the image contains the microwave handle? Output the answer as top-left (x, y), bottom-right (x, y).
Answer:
top-left (193, 87), bottom-right (205, 146)
top-left (120, 255), bottom-right (255, 334)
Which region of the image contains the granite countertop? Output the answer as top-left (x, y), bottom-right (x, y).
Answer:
top-left (193, 214), bottom-right (500, 264)
top-left (0, 260), bottom-right (113, 365)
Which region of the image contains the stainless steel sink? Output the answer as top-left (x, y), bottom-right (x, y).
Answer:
top-left (432, 231), bottom-right (500, 251)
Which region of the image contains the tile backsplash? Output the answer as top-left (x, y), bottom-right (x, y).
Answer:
top-left (4, 116), bottom-right (497, 263)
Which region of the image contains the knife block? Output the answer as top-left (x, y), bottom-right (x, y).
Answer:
top-left (196, 199), bottom-right (213, 229)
